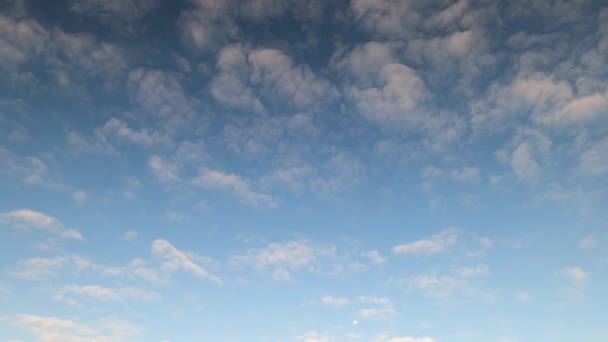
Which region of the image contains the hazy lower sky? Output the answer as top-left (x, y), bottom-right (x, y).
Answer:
top-left (1, 0), bottom-right (607, 341)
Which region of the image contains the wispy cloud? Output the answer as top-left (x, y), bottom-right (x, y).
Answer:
top-left (0, 209), bottom-right (83, 240)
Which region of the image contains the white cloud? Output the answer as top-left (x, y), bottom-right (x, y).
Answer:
top-left (12, 314), bottom-right (140, 342)
top-left (365, 250), bottom-right (385, 265)
top-left (297, 331), bottom-right (334, 342)
top-left (178, 0), bottom-right (237, 51)
top-left (193, 168), bottom-right (276, 208)
top-left (393, 229), bottom-right (458, 256)
top-left (148, 155), bottom-right (180, 183)
top-left (232, 240), bottom-right (335, 281)
top-left (121, 230), bottom-right (137, 240)
top-left (457, 264), bottom-right (490, 278)
top-left (578, 235), bottom-right (598, 250)
top-left (211, 44), bottom-right (338, 114)
top-left (127, 68), bottom-right (195, 127)
top-left (471, 72), bottom-right (573, 132)
top-left (151, 239), bottom-right (222, 285)
top-left (13, 255), bottom-right (90, 279)
top-left (97, 118), bottom-right (170, 147)
top-left (0, 148), bottom-right (65, 189)
top-left (54, 285), bottom-right (160, 304)
top-left (0, 209), bottom-right (83, 240)
top-left (515, 291), bottom-right (531, 302)
top-left (560, 267), bottom-right (588, 284)
top-left (579, 137), bottom-right (608, 176)
top-left (72, 190), bottom-right (87, 205)
top-left (320, 296), bottom-right (349, 307)
top-left (358, 296), bottom-right (398, 319)
top-left (374, 337), bottom-right (435, 342)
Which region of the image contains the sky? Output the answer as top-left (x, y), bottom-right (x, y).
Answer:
top-left (0, 0), bottom-right (607, 341)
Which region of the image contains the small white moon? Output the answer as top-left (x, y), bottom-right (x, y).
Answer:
top-left (352, 320), bottom-right (358, 325)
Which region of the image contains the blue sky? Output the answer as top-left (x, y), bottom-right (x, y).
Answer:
top-left (0, 0), bottom-right (607, 341)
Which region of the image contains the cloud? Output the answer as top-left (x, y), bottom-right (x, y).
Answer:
top-left (178, 0), bottom-right (237, 51)
top-left (151, 239), bottom-right (222, 285)
top-left (579, 137), bottom-right (608, 176)
top-left (496, 127), bottom-right (551, 181)
top-left (0, 209), bottom-right (83, 240)
top-left (560, 267), bottom-right (588, 285)
top-left (471, 72), bottom-right (573, 132)
top-left (121, 230), bottom-right (137, 240)
top-left (393, 229), bottom-right (458, 256)
top-left (578, 236), bottom-right (598, 250)
top-left (148, 155), bottom-right (180, 183)
top-left (374, 337), bottom-right (435, 342)
top-left (11, 314), bottom-right (140, 342)
top-left (127, 68), bottom-right (195, 127)
top-left (0, 148), bottom-right (64, 189)
top-left (358, 296), bottom-right (398, 319)
top-left (13, 255), bottom-right (90, 279)
top-left (211, 43), bottom-right (338, 114)
top-left (320, 296), bottom-right (349, 307)
top-left (297, 331), bottom-right (334, 342)
top-left (401, 264), bottom-right (491, 299)
top-left (365, 250), bottom-right (385, 265)
top-left (54, 285), bottom-right (160, 305)
top-left (96, 118), bottom-right (170, 147)
top-left (193, 169), bottom-right (276, 208)
top-left (72, 190), bottom-right (87, 205)
top-left (232, 240), bottom-right (333, 281)
top-left (67, 0), bottom-right (160, 24)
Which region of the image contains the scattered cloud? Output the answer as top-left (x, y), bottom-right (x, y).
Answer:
top-left (151, 239), bottom-right (222, 285)
top-left (121, 230), bottom-right (137, 240)
top-left (11, 314), bottom-right (141, 342)
top-left (0, 209), bottom-right (83, 240)
top-left (560, 267), bottom-right (588, 285)
top-left (358, 296), bottom-right (398, 319)
top-left (365, 250), bottom-right (385, 265)
top-left (320, 296), bottom-right (349, 307)
top-left (54, 285), bottom-right (160, 305)
top-left (393, 229), bottom-right (458, 256)
top-left (193, 169), bottom-right (276, 208)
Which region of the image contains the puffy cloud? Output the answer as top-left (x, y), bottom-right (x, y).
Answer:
top-left (365, 250), bottom-right (385, 265)
top-left (193, 169), bottom-right (276, 208)
top-left (178, 0), bottom-right (237, 51)
top-left (0, 209), bottom-right (83, 240)
top-left (211, 43), bottom-right (338, 114)
top-left (96, 118), bottom-right (170, 147)
top-left (151, 239), bottom-right (222, 285)
top-left (471, 72), bottom-right (573, 133)
top-left (560, 267), bottom-right (588, 285)
top-left (349, 0), bottom-right (422, 39)
top-left (392, 229), bottom-right (458, 256)
top-left (127, 68), bottom-right (195, 126)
